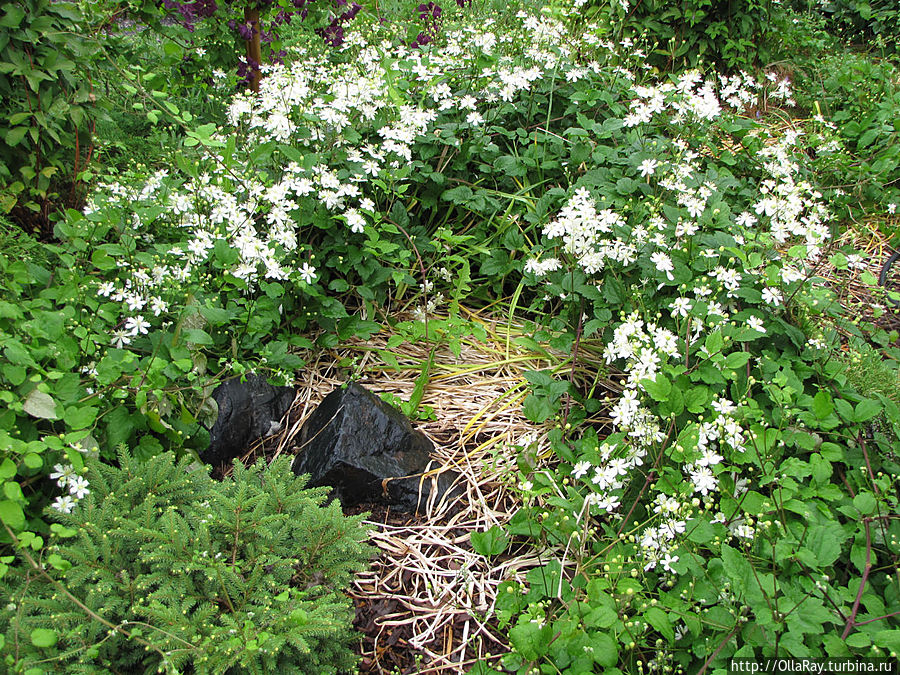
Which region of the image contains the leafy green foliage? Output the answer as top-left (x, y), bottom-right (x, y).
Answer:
top-left (794, 51), bottom-right (900, 215)
top-left (1, 450), bottom-right (371, 673)
top-left (814, 0), bottom-right (900, 54)
top-left (1, 2), bottom-right (900, 672)
top-left (0, 0), bottom-right (101, 225)
top-left (575, 0), bottom-right (786, 70)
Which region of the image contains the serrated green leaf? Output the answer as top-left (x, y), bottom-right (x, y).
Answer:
top-left (589, 631), bottom-right (618, 667)
top-left (470, 525), bottom-right (509, 556)
top-left (854, 399), bottom-right (882, 422)
top-left (64, 406), bottom-right (97, 430)
top-left (0, 7), bottom-right (25, 28)
top-left (641, 374), bottom-right (671, 401)
top-left (811, 390), bottom-right (833, 420)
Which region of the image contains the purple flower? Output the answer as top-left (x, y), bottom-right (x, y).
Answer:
top-left (417, 2), bottom-right (441, 19)
top-left (411, 31), bottom-right (433, 48)
top-left (316, 22), bottom-right (344, 46)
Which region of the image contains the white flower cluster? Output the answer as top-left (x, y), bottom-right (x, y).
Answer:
top-left (50, 463), bottom-right (90, 513)
top-left (87, 11), bottom-right (638, 332)
top-left (528, 187), bottom-right (636, 276)
top-left (753, 130), bottom-right (830, 259)
top-left (623, 68), bottom-right (793, 128)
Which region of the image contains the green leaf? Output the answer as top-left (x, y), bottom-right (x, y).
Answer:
top-left (641, 374), bottom-right (671, 402)
top-left (852, 492), bottom-right (876, 515)
top-left (721, 543), bottom-right (753, 589)
top-left (4, 481), bottom-right (24, 501)
top-left (184, 329), bottom-right (213, 345)
top-left (589, 631), bottom-right (618, 667)
top-left (30, 628), bottom-right (57, 648)
top-left (811, 390), bottom-right (833, 420)
top-left (22, 453), bottom-right (42, 470)
top-left (0, 459), bottom-right (16, 480)
top-left (873, 630), bottom-right (900, 654)
top-left (0, 499), bottom-right (25, 530)
top-left (684, 386), bottom-right (708, 413)
top-left (522, 394), bottom-right (555, 423)
top-left (724, 351), bottom-right (750, 369)
top-left (584, 604), bottom-right (617, 628)
top-left (806, 524), bottom-right (845, 567)
top-left (644, 606), bottom-right (674, 642)
top-left (854, 399), bottom-right (882, 422)
top-left (0, 6), bottom-right (25, 28)
top-left (509, 620), bottom-right (552, 660)
top-left (470, 525), bottom-right (509, 556)
top-left (23, 390), bottom-right (59, 420)
top-left (64, 406), bottom-right (97, 430)
top-left (705, 330), bottom-right (724, 355)
top-left (5, 126), bottom-right (28, 147)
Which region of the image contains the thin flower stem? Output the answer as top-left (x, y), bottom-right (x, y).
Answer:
top-left (841, 517), bottom-right (872, 640)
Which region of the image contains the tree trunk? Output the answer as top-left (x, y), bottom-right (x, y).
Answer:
top-left (244, 4), bottom-right (262, 93)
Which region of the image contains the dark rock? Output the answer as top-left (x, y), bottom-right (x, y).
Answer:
top-left (201, 374), bottom-right (296, 467)
top-left (292, 382), bottom-right (460, 511)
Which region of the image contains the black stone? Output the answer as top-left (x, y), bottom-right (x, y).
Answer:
top-left (292, 382), bottom-right (459, 511)
top-left (201, 374), bottom-right (296, 467)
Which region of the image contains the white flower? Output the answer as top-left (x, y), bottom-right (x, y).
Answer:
top-left (466, 111), bottom-right (484, 126)
top-left (733, 523), bottom-right (755, 539)
top-left (690, 465), bottom-right (717, 496)
top-left (52, 495), bottom-right (77, 514)
top-left (299, 262), bottom-right (317, 285)
top-left (572, 461), bottom-right (592, 480)
top-left (761, 287), bottom-right (783, 306)
top-left (68, 475), bottom-right (91, 500)
top-left (650, 252), bottom-right (674, 281)
top-left (149, 297), bottom-right (168, 316)
top-left (591, 494), bottom-right (621, 513)
top-left (746, 316), bottom-right (766, 333)
top-left (125, 316), bottom-right (151, 337)
top-left (660, 552), bottom-right (679, 572)
top-left (638, 158), bottom-right (659, 177)
top-left (50, 464), bottom-right (76, 488)
top-left (670, 297), bottom-right (691, 318)
top-left (97, 282), bottom-right (116, 297)
top-left (344, 208), bottom-right (366, 234)
top-left (888, 203), bottom-right (897, 215)
top-left (111, 329), bottom-right (132, 349)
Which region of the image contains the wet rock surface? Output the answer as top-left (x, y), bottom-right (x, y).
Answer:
top-left (292, 382), bottom-right (459, 511)
top-left (201, 374), bottom-right (296, 468)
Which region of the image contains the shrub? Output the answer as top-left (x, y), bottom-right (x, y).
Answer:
top-left (814, 0), bottom-right (900, 54)
top-left (573, 0), bottom-right (787, 71)
top-left (0, 0), bottom-right (102, 233)
top-left (0, 450), bottom-right (371, 673)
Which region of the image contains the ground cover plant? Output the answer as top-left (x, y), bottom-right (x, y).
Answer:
top-left (1, 0), bottom-right (899, 672)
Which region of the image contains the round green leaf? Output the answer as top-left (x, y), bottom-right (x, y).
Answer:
top-left (0, 499), bottom-right (25, 530)
top-left (30, 628), bottom-right (57, 648)
top-left (853, 492), bottom-right (876, 515)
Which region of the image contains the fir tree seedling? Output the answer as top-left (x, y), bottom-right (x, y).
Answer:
top-left (1, 448), bottom-right (371, 674)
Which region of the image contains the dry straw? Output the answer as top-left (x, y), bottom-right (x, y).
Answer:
top-left (238, 308), bottom-right (610, 672)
